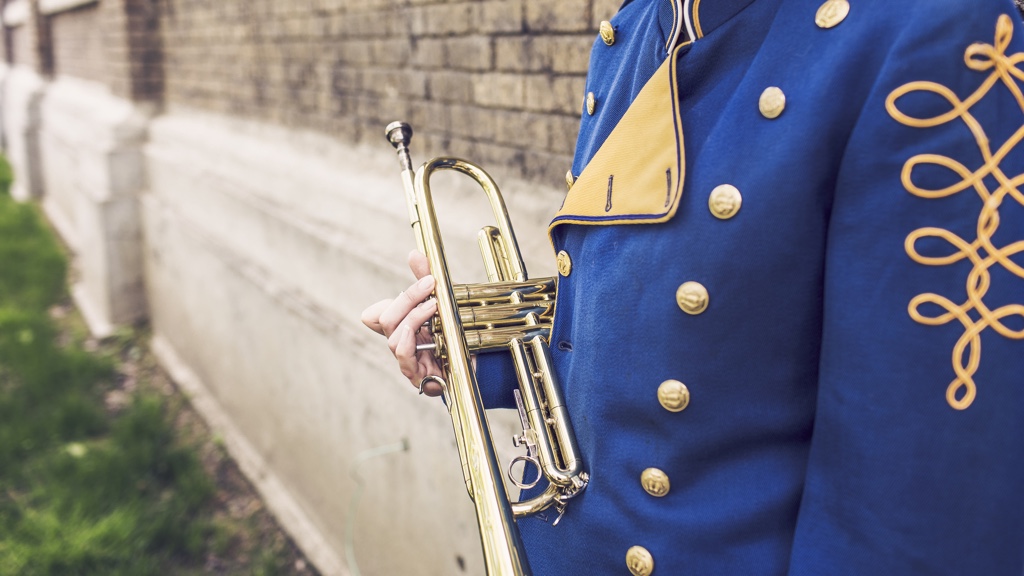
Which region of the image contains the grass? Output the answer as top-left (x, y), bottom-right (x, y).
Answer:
top-left (0, 159), bottom-right (314, 575)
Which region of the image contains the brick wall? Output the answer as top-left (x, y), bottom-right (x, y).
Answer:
top-left (1, 0), bottom-right (9, 64)
top-left (96, 0), bottom-right (132, 97)
top-left (5, 0), bottom-right (161, 102)
top-left (10, 24), bottom-right (32, 66)
top-left (7, 0), bottom-right (627, 183)
top-left (50, 4), bottom-right (104, 82)
top-left (96, 0), bottom-right (162, 102)
top-left (122, 0), bottom-right (163, 101)
top-left (160, 0), bottom-right (623, 185)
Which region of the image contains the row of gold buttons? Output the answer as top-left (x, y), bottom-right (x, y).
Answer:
top-left (625, 3), bottom-right (849, 571)
top-left (627, 378), bottom-right (689, 575)
top-left (588, 20), bottom-right (616, 117)
top-left (676, 180), bottom-right (740, 312)
top-left (595, 5), bottom-right (850, 572)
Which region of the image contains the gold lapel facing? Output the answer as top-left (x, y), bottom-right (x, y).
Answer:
top-left (550, 42), bottom-right (689, 238)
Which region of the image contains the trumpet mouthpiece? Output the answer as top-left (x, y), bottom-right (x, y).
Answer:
top-left (385, 121), bottom-right (413, 149)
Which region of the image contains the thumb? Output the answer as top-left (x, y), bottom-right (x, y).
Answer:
top-left (408, 250), bottom-right (430, 280)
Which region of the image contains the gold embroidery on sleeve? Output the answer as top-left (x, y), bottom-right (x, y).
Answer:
top-left (885, 14), bottom-right (1024, 410)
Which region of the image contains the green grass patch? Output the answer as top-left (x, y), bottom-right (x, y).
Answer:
top-left (0, 159), bottom-right (225, 575)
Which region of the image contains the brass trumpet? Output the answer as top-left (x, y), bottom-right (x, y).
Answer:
top-left (385, 122), bottom-right (588, 576)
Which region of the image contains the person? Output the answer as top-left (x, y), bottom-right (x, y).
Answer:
top-left (362, 0), bottom-right (1024, 573)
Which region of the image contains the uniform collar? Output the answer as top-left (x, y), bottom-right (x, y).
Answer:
top-left (682, 0), bottom-right (760, 40)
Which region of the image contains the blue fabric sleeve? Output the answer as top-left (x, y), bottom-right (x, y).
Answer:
top-left (788, 2), bottom-right (1024, 574)
top-left (474, 350), bottom-right (518, 409)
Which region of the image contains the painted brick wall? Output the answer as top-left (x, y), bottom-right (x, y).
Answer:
top-left (97, 0), bottom-right (163, 102)
top-left (159, 0), bottom-right (623, 185)
top-left (9, 22), bottom-right (36, 67)
top-left (50, 4), bottom-right (104, 82)
top-left (1, 0), bottom-right (9, 64)
top-left (3, 0), bottom-right (162, 102)
top-left (9, 25), bottom-right (23, 65)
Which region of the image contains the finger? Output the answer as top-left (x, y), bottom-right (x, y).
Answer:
top-left (393, 326), bottom-right (442, 397)
top-left (408, 250), bottom-right (430, 280)
top-left (360, 299), bottom-right (393, 335)
top-left (392, 322), bottom-right (443, 397)
top-left (393, 326), bottom-right (421, 380)
top-left (378, 275), bottom-right (435, 336)
top-left (387, 298), bottom-right (437, 353)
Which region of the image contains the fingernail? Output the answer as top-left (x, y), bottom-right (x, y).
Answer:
top-left (420, 298), bottom-right (437, 309)
top-left (417, 275), bottom-right (434, 289)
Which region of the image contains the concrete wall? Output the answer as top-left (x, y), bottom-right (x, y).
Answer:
top-left (0, 0), bottom-right (605, 573)
top-left (39, 75), bottom-right (150, 333)
top-left (142, 108), bottom-right (558, 574)
top-left (2, 64), bottom-right (44, 201)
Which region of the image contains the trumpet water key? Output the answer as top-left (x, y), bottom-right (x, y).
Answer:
top-left (385, 122), bottom-right (588, 576)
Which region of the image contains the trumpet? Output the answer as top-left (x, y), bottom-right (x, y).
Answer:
top-left (385, 122), bottom-right (588, 576)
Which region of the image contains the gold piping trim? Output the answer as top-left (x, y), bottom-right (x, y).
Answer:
top-left (886, 14), bottom-right (1024, 410)
top-left (693, 0), bottom-right (704, 39)
top-left (548, 40), bottom-right (692, 238)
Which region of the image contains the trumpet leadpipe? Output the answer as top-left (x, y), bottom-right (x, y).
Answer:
top-left (453, 278), bottom-right (556, 305)
top-left (458, 301), bottom-right (554, 329)
top-left (465, 324), bottom-right (551, 352)
top-left (417, 324), bottom-right (552, 354)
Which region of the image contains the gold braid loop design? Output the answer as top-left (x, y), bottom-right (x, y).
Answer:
top-left (885, 14), bottom-right (1024, 410)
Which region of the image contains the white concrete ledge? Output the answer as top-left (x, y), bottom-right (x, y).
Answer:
top-left (152, 335), bottom-right (348, 576)
top-left (39, 0), bottom-right (98, 15)
top-left (71, 283), bottom-right (115, 338)
top-left (3, 0), bottom-right (27, 26)
top-left (39, 76), bottom-right (151, 333)
top-left (3, 66), bottom-right (46, 201)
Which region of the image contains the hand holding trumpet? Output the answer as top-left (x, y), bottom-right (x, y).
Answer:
top-left (356, 121), bottom-right (588, 575)
top-left (359, 250), bottom-right (445, 397)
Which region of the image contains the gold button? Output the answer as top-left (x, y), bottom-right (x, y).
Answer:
top-left (676, 281), bottom-right (708, 315)
top-left (708, 184), bottom-right (742, 219)
top-left (586, 92), bottom-right (596, 115)
top-left (759, 86), bottom-right (786, 119)
top-left (626, 546), bottom-right (654, 576)
top-left (640, 468), bottom-right (671, 497)
top-left (565, 170), bottom-right (576, 191)
top-left (556, 250), bottom-right (572, 276)
top-left (658, 379), bottom-right (690, 412)
top-left (815, 0), bottom-right (849, 29)
top-left (599, 20), bottom-right (616, 45)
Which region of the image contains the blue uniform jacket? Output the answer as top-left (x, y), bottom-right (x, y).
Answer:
top-left (475, 0), bottom-right (1024, 573)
